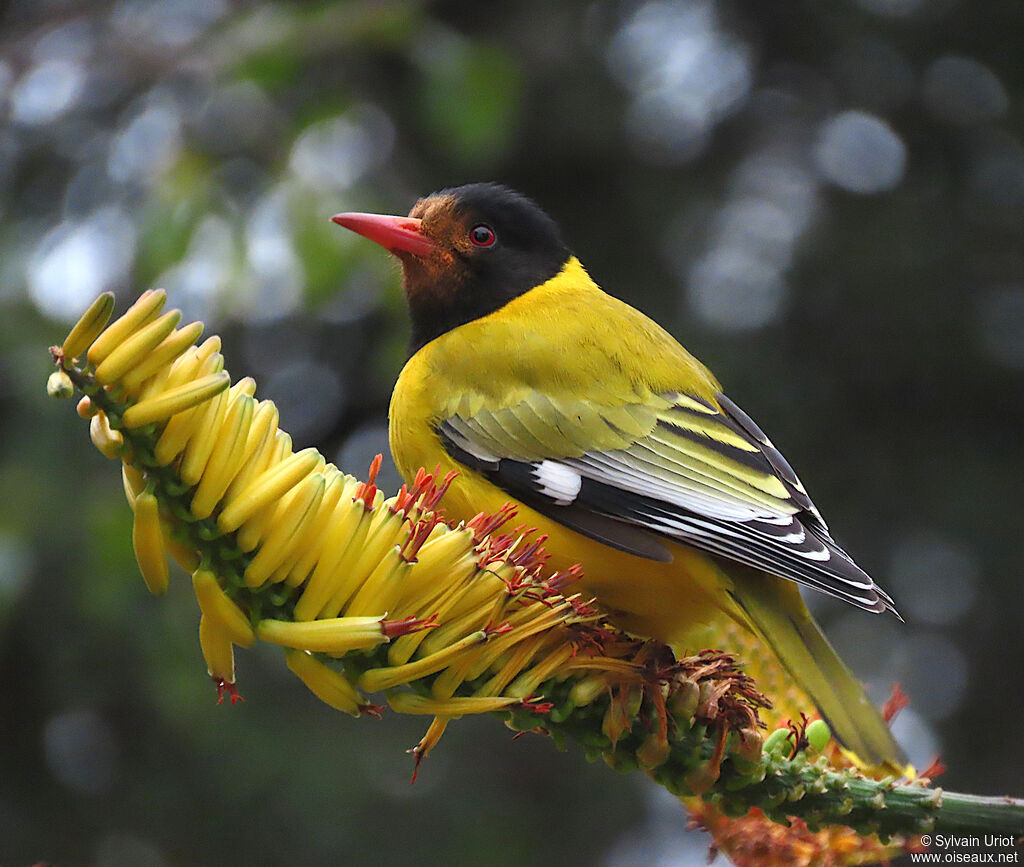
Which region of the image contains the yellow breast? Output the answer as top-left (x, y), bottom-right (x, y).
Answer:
top-left (388, 257), bottom-right (734, 647)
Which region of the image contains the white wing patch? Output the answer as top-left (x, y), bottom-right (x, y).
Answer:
top-left (532, 460), bottom-right (582, 505)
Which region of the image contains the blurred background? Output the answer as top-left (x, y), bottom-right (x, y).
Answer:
top-left (1, 0), bottom-right (1022, 864)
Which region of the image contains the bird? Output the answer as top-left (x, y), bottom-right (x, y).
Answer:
top-left (332, 182), bottom-right (907, 771)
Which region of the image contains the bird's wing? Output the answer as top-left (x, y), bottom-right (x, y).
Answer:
top-left (437, 389), bottom-right (895, 614)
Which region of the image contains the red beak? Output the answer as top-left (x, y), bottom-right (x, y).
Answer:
top-left (331, 212), bottom-right (437, 257)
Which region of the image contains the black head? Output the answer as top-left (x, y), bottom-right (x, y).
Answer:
top-left (333, 183), bottom-right (571, 352)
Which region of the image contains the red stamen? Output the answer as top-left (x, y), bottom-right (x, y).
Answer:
top-left (467, 503), bottom-right (518, 543)
top-left (354, 454), bottom-right (383, 509)
top-left (400, 515), bottom-right (441, 562)
top-left (544, 563), bottom-right (584, 591)
top-left (359, 703), bottom-right (384, 719)
top-left (483, 620), bottom-right (513, 637)
top-left (382, 614), bottom-right (440, 639)
top-left (213, 677), bottom-right (244, 705)
top-left (520, 695), bottom-right (553, 715)
top-left (409, 747), bottom-right (425, 784)
top-left (420, 468), bottom-right (459, 512)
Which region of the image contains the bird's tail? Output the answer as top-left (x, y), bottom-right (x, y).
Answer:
top-left (722, 564), bottom-right (908, 774)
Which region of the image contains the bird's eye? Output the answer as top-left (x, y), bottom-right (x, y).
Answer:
top-left (469, 224), bottom-right (496, 247)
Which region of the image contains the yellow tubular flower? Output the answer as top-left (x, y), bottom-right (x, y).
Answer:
top-left (217, 447), bottom-right (323, 533)
top-left (320, 506), bottom-right (408, 618)
top-left (387, 693), bottom-right (518, 715)
top-left (192, 568), bottom-right (255, 647)
top-left (282, 468), bottom-right (348, 587)
top-left (285, 650), bottom-right (364, 716)
top-left (257, 617), bottom-right (387, 654)
top-left (60, 291), bottom-right (114, 361)
top-left (243, 473), bottom-right (326, 587)
top-left (359, 630), bottom-right (488, 693)
top-left (504, 644), bottom-right (576, 699)
top-left (344, 547), bottom-right (412, 617)
top-left (132, 488), bottom-right (169, 595)
top-left (121, 462), bottom-right (146, 507)
top-left (119, 321), bottom-right (205, 392)
top-left (198, 614), bottom-right (235, 683)
top-left (121, 372), bottom-right (230, 428)
top-left (94, 309), bottom-right (182, 385)
top-left (292, 494), bottom-right (372, 621)
top-left (189, 394), bottom-right (255, 520)
top-left (86, 290), bottom-right (166, 366)
top-left (179, 388), bottom-right (230, 485)
top-left (218, 402), bottom-right (280, 511)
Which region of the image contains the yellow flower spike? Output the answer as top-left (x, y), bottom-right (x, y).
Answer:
top-left (285, 650), bottom-right (363, 716)
top-left (192, 568), bottom-right (255, 647)
top-left (503, 644), bottom-right (576, 699)
top-left (344, 547), bottom-right (412, 617)
top-left (359, 630), bottom-right (488, 693)
top-left (216, 446), bottom-right (323, 533)
top-left (87, 289), bottom-right (166, 366)
top-left (121, 462), bottom-right (146, 506)
top-left (189, 394), bottom-right (255, 519)
top-left (387, 693), bottom-right (518, 716)
top-left (198, 614), bottom-right (235, 682)
top-left (319, 505), bottom-right (410, 618)
top-left (243, 473), bottom-right (326, 588)
top-left (282, 468), bottom-right (349, 587)
top-left (120, 320), bottom-right (205, 392)
top-left (121, 371), bottom-right (230, 429)
top-left (292, 493), bottom-right (372, 621)
top-left (132, 488), bottom-right (169, 595)
top-left (60, 291), bottom-right (115, 361)
top-left (257, 616), bottom-right (387, 654)
top-left (93, 309), bottom-right (182, 385)
top-left (179, 387), bottom-right (229, 486)
top-left (89, 411), bottom-right (124, 459)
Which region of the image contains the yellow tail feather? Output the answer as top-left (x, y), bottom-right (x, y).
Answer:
top-left (721, 563), bottom-right (908, 774)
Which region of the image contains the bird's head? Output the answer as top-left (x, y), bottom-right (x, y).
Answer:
top-left (332, 183), bottom-right (570, 351)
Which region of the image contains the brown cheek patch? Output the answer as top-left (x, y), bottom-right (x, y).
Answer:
top-left (402, 195), bottom-right (467, 305)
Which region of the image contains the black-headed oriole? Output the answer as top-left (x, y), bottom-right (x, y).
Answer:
top-left (332, 183), bottom-right (906, 771)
